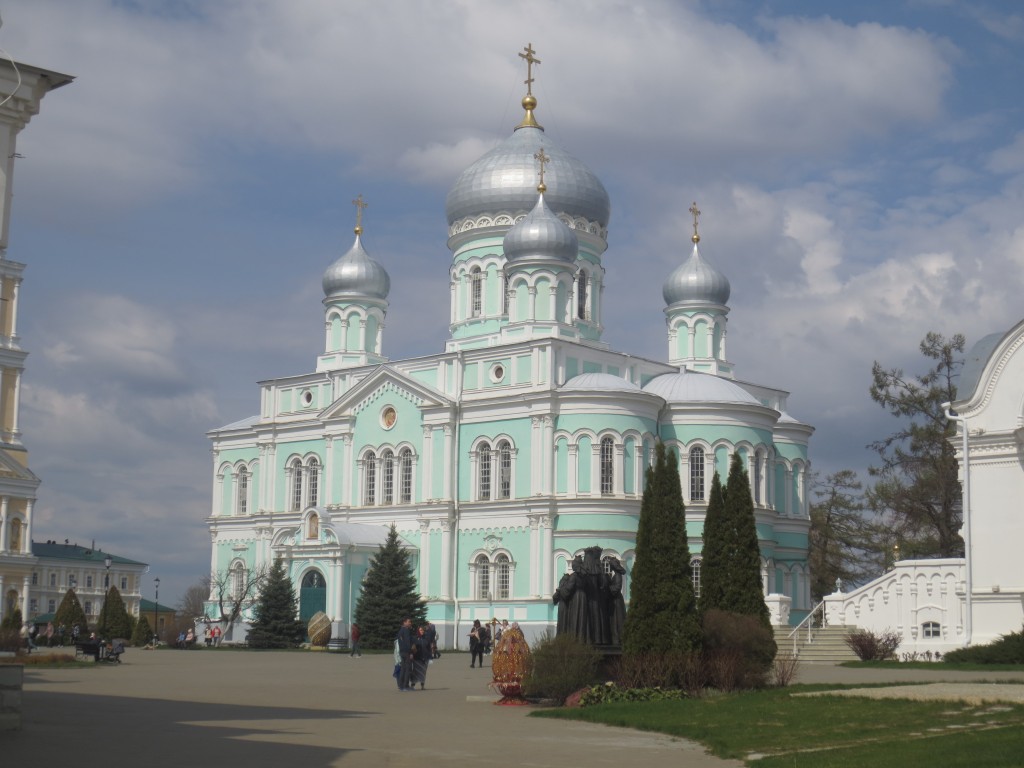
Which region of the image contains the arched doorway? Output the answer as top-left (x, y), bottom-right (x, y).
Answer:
top-left (299, 569), bottom-right (327, 625)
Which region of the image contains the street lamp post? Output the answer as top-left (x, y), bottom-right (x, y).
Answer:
top-left (104, 554), bottom-right (112, 589)
top-left (154, 577), bottom-right (160, 646)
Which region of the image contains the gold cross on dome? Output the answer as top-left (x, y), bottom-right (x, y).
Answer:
top-left (519, 43), bottom-right (541, 96)
top-left (689, 201), bottom-right (701, 243)
top-left (352, 194), bottom-right (368, 234)
top-left (534, 148), bottom-right (550, 192)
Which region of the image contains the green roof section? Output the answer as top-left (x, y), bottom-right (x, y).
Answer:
top-left (138, 598), bottom-right (175, 613)
top-left (31, 541), bottom-right (147, 566)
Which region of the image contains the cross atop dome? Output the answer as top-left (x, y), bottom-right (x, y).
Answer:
top-left (516, 43), bottom-right (544, 131)
top-left (534, 147), bottom-right (550, 193)
top-left (353, 193), bottom-right (368, 236)
top-left (689, 201), bottom-right (701, 244)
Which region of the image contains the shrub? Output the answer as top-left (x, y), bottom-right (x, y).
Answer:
top-left (944, 626), bottom-right (1024, 665)
top-left (524, 631), bottom-right (600, 703)
top-left (131, 615), bottom-right (153, 647)
top-left (771, 653), bottom-right (800, 687)
top-left (614, 650), bottom-right (703, 692)
top-left (0, 607), bottom-right (22, 631)
top-left (578, 682), bottom-right (686, 707)
top-left (0, 627), bottom-right (21, 653)
top-left (702, 609), bottom-right (776, 690)
top-left (844, 628), bottom-right (902, 661)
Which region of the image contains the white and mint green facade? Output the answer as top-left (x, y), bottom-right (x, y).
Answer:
top-left (206, 87), bottom-right (814, 647)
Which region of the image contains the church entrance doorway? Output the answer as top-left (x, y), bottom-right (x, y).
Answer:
top-left (299, 570), bottom-right (327, 624)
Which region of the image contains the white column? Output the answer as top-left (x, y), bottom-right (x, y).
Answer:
top-left (343, 435), bottom-right (354, 506)
top-left (324, 436), bottom-right (335, 505)
top-left (340, 320), bottom-right (349, 352)
top-left (208, 531), bottom-right (218, 590)
top-left (21, 574), bottom-right (30, 618)
top-left (590, 440), bottom-right (600, 495)
top-left (530, 417), bottom-right (542, 495)
top-left (23, 499), bottom-right (32, 554)
top-left (567, 444), bottom-right (578, 496)
top-left (528, 514), bottom-right (540, 597)
top-left (421, 427), bottom-right (433, 500)
top-left (10, 370), bottom-right (20, 439)
top-left (449, 280), bottom-right (457, 325)
top-left (0, 496), bottom-right (7, 552)
top-left (9, 279), bottom-right (19, 338)
top-left (541, 514), bottom-right (554, 594)
top-left (442, 426), bottom-right (453, 500)
top-left (528, 286), bottom-right (537, 321)
top-left (613, 442), bottom-right (625, 496)
top-left (440, 519), bottom-right (452, 600)
top-left (323, 319), bottom-right (332, 353)
top-left (267, 444), bottom-right (278, 510)
top-left (542, 416), bottom-right (554, 495)
top-left (418, 520), bottom-right (431, 595)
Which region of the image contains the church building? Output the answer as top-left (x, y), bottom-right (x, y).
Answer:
top-left (206, 47), bottom-right (814, 647)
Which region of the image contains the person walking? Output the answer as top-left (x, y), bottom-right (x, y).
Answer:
top-left (412, 626), bottom-right (431, 689)
top-left (469, 619), bottom-right (485, 668)
top-left (396, 617), bottom-right (416, 691)
top-left (349, 622), bottom-right (362, 657)
top-left (425, 621), bottom-right (439, 659)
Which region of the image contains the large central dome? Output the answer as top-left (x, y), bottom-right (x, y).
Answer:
top-left (445, 124), bottom-right (610, 236)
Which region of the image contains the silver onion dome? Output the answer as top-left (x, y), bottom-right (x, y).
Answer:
top-left (663, 242), bottom-right (731, 306)
top-left (445, 126), bottom-right (610, 232)
top-left (503, 192), bottom-right (578, 264)
top-left (322, 234), bottom-right (390, 301)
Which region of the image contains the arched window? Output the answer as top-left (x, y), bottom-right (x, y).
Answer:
top-left (577, 271), bottom-right (588, 320)
top-left (478, 442), bottom-right (492, 500)
top-left (691, 558), bottom-right (702, 597)
top-left (689, 447), bottom-right (705, 501)
top-left (363, 451), bottom-right (377, 505)
top-left (922, 621), bottom-right (941, 639)
top-left (399, 448), bottom-right (413, 504)
top-left (231, 561), bottom-right (246, 599)
top-left (494, 553), bottom-right (511, 599)
top-left (497, 440), bottom-right (512, 499)
top-left (470, 267), bottom-right (483, 318)
top-left (600, 437), bottom-right (614, 495)
top-left (382, 450), bottom-right (395, 505)
top-left (236, 468), bottom-right (249, 516)
top-left (475, 554), bottom-right (491, 600)
top-left (290, 459), bottom-right (303, 511)
top-left (753, 452), bottom-right (762, 504)
top-left (306, 458), bottom-right (320, 507)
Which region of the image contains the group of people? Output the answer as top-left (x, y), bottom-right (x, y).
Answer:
top-left (468, 618), bottom-right (511, 667)
top-left (202, 625), bottom-right (223, 646)
top-left (394, 618), bottom-right (439, 691)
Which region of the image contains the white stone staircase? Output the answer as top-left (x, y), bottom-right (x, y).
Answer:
top-left (775, 624), bottom-right (860, 663)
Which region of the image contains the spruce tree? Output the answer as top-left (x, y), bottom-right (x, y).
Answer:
top-left (131, 614), bottom-right (153, 647)
top-left (0, 607), bottom-right (22, 630)
top-left (96, 585), bottom-right (134, 639)
top-left (354, 524), bottom-right (427, 649)
top-left (248, 558), bottom-right (306, 648)
top-left (699, 453), bottom-right (771, 630)
top-left (53, 588), bottom-right (89, 636)
top-left (622, 442), bottom-right (700, 655)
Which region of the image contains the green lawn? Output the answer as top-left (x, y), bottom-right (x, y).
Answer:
top-left (533, 685), bottom-right (1024, 766)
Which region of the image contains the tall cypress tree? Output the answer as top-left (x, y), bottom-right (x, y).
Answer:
top-left (622, 442), bottom-right (700, 655)
top-left (53, 588), bottom-right (89, 636)
top-left (96, 585), bottom-right (133, 639)
top-left (699, 453), bottom-right (771, 630)
top-left (248, 558), bottom-right (305, 648)
top-left (354, 524), bottom-right (427, 649)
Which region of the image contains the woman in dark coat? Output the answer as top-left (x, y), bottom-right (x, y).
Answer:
top-left (469, 619), bottom-right (485, 668)
top-left (412, 626), bottom-right (431, 689)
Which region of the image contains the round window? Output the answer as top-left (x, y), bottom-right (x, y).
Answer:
top-left (381, 406), bottom-right (397, 429)
top-left (301, 390), bottom-right (313, 406)
top-left (490, 364), bottom-right (505, 383)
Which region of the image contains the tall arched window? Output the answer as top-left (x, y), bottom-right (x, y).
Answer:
top-left (691, 558), bottom-right (702, 597)
top-left (306, 458), bottom-right (320, 507)
top-left (689, 447), bottom-right (705, 501)
top-left (470, 267), bottom-right (483, 318)
top-left (363, 451), bottom-right (377, 506)
top-left (600, 437), bottom-right (614, 495)
top-left (399, 448), bottom-right (413, 504)
top-left (494, 553), bottom-right (511, 599)
top-left (231, 561), bottom-right (246, 599)
top-left (577, 271), bottom-right (588, 320)
top-left (475, 554), bottom-right (491, 599)
top-left (236, 468), bottom-right (249, 516)
top-left (478, 442), bottom-right (492, 500)
top-left (753, 452), bottom-right (762, 504)
top-left (497, 440), bottom-right (512, 499)
top-left (382, 450), bottom-right (395, 504)
top-left (290, 459), bottom-right (303, 511)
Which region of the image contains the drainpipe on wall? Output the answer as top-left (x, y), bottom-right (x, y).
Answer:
top-left (450, 351), bottom-right (464, 650)
top-left (944, 404), bottom-right (972, 647)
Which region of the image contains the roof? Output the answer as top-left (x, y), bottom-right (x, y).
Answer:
top-left (956, 330), bottom-right (1006, 406)
top-left (31, 541), bottom-right (147, 566)
top-left (561, 372), bottom-right (642, 392)
top-left (643, 371), bottom-right (761, 405)
top-left (139, 598), bottom-right (176, 613)
top-left (212, 414), bottom-right (260, 432)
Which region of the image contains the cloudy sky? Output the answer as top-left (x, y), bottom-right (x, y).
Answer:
top-left (3, 0), bottom-right (1023, 606)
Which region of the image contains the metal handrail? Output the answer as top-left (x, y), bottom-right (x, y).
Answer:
top-left (786, 599), bottom-right (827, 656)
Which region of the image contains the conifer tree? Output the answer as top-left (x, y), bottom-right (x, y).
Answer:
top-left (248, 558), bottom-right (306, 648)
top-left (0, 607), bottom-right (22, 630)
top-left (622, 442), bottom-right (700, 655)
top-left (354, 524), bottom-right (427, 649)
top-left (131, 614), bottom-right (152, 647)
top-left (53, 588), bottom-right (89, 636)
top-left (96, 585), bottom-right (133, 639)
top-left (699, 453), bottom-right (771, 630)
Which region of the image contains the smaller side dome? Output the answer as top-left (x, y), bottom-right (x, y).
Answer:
top-left (503, 193), bottom-right (578, 265)
top-left (643, 370), bottom-right (758, 405)
top-left (663, 242), bottom-right (730, 306)
top-left (562, 372), bottom-right (641, 392)
top-left (322, 234), bottom-right (391, 300)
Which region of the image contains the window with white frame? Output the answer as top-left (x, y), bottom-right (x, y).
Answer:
top-left (49, 573), bottom-right (56, 587)
top-left (231, 562), bottom-right (246, 599)
top-left (306, 458), bottom-right (320, 507)
top-left (475, 554), bottom-right (491, 600)
top-left (120, 576), bottom-right (128, 590)
top-left (382, 450), bottom-right (395, 504)
top-left (691, 558), bottom-right (702, 597)
top-left (600, 437), bottom-right (614, 494)
top-left (236, 467), bottom-right (249, 515)
top-left (577, 271), bottom-right (588, 320)
top-left (753, 452), bottom-right (762, 504)
top-left (86, 575), bottom-right (93, 588)
top-left (31, 572), bottom-right (38, 585)
top-left (922, 621), bottom-right (941, 638)
top-left (494, 553), bottom-right (511, 599)
top-left (48, 599), bottom-right (56, 613)
top-left (689, 447), bottom-right (705, 501)
top-left (478, 442), bottom-right (492, 500)
top-left (84, 601), bottom-right (92, 615)
top-left (291, 459), bottom-right (303, 511)
top-left (364, 451), bottom-right (377, 505)
top-left (497, 440), bottom-right (512, 499)
top-left (470, 267), bottom-right (483, 318)
top-left (399, 448), bottom-right (413, 504)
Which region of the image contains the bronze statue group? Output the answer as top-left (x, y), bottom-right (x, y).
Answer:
top-left (553, 545), bottom-right (626, 647)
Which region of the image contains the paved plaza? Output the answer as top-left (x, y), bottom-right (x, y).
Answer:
top-left (5, 649), bottom-right (1024, 766)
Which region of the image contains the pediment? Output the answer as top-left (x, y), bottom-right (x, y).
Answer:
top-left (320, 365), bottom-right (450, 422)
top-left (0, 449), bottom-right (39, 484)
